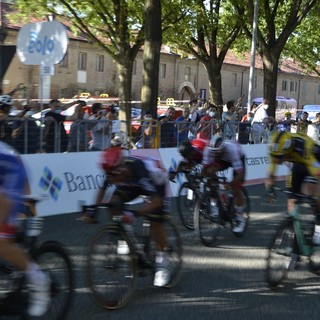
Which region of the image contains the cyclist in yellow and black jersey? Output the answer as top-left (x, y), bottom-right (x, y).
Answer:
top-left (266, 131), bottom-right (320, 245)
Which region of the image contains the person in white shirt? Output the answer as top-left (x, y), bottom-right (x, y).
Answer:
top-left (251, 99), bottom-right (269, 144)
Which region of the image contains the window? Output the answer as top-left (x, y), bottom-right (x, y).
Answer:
top-left (60, 51), bottom-right (68, 68)
top-left (282, 80), bottom-right (287, 91)
top-left (96, 54), bottom-right (104, 72)
top-left (78, 52), bottom-right (87, 70)
top-left (233, 73), bottom-right (237, 86)
top-left (184, 66), bottom-right (191, 81)
top-left (290, 81), bottom-right (297, 92)
top-left (160, 63), bottom-right (166, 78)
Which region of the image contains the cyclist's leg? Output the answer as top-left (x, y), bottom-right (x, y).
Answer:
top-left (0, 197), bottom-right (50, 317)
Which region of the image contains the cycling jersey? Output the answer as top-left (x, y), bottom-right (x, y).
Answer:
top-left (0, 141), bottom-right (28, 238)
top-left (202, 140), bottom-right (245, 174)
top-left (269, 133), bottom-right (320, 179)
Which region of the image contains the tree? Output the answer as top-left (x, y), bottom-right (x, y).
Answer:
top-left (232, 0), bottom-right (319, 116)
top-left (141, 0), bottom-right (162, 118)
top-left (164, 0), bottom-right (243, 105)
top-left (11, 0), bottom-right (145, 130)
top-left (284, 4), bottom-right (320, 77)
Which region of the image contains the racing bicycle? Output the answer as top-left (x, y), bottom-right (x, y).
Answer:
top-left (0, 195), bottom-right (74, 320)
top-left (266, 189), bottom-right (320, 288)
top-left (84, 202), bottom-right (183, 309)
top-left (193, 175), bottom-right (250, 247)
top-left (176, 169), bottom-right (202, 230)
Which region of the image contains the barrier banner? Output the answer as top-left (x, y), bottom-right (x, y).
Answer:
top-left (21, 144), bottom-right (289, 216)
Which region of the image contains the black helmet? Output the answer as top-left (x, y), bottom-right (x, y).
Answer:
top-left (179, 140), bottom-right (194, 158)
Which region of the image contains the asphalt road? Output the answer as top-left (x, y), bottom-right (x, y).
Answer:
top-left (37, 183), bottom-right (320, 320)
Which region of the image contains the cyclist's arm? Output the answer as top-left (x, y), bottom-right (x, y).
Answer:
top-left (266, 160), bottom-right (277, 191)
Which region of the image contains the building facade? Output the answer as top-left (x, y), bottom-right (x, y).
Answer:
top-left (2, 20), bottom-right (320, 108)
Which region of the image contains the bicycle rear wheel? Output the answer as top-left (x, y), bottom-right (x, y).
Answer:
top-left (32, 241), bottom-right (74, 320)
top-left (266, 218), bottom-right (297, 288)
top-left (86, 226), bottom-right (138, 309)
top-left (177, 182), bottom-right (196, 230)
top-left (194, 195), bottom-right (221, 247)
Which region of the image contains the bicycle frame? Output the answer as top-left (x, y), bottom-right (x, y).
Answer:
top-left (290, 203), bottom-right (313, 257)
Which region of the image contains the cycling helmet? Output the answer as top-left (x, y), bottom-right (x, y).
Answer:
top-left (284, 111), bottom-right (291, 117)
top-left (101, 146), bottom-right (125, 172)
top-left (269, 131), bottom-right (292, 158)
top-left (179, 140), bottom-right (194, 158)
top-left (0, 95), bottom-right (13, 107)
top-left (210, 135), bottom-right (225, 155)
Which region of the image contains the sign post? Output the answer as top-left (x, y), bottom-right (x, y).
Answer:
top-left (16, 20), bottom-right (69, 151)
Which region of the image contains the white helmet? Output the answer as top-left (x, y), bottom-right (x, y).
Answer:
top-left (0, 95), bottom-right (13, 107)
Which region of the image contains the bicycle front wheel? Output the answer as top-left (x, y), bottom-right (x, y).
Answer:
top-left (32, 241), bottom-right (74, 320)
top-left (266, 218), bottom-right (297, 288)
top-left (194, 195), bottom-right (221, 247)
top-left (177, 182), bottom-right (196, 230)
top-left (161, 216), bottom-right (183, 288)
top-left (86, 226), bottom-right (138, 309)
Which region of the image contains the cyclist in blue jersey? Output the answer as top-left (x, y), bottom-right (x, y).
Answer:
top-left (0, 138), bottom-right (50, 316)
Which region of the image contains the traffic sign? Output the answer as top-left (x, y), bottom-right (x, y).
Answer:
top-left (17, 21), bottom-right (68, 65)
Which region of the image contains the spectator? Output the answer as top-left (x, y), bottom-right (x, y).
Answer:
top-left (44, 99), bottom-right (82, 153)
top-left (187, 99), bottom-right (202, 139)
top-left (297, 111), bottom-right (312, 134)
top-left (251, 99), bottom-right (269, 144)
top-left (158, 106), bottom-right (176, 147)
top-left (241, 111), bottom-right (254, 123)
top-left (221, 100), bottom-right (239, 140)
top-left (175, 107), bottom-right (191, 143)
top-left (0, 95), bottom-right (14, 146)
top-left (89, 103), bottom-right (112, 151)
top-left (11, 103), bottom-right (40, 154)
top-left (277, 111), bottom-right (295, 132)
top-left (136, 111), bottom-right (157, 148)
top-left (196, 105), bottom-right (219, 140)
top-left (67, 102), bottom-right (88, 152)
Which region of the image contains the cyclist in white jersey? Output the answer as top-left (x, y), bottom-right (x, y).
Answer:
top-left (201, 136), bottom-right (247, 234)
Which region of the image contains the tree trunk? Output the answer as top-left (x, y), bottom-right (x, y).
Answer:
top-left (117, 61), bottom-right (133, 133)
top-left (204, 62), bottom-right (223, 106)
top-left (261, 52), bottom-right (280, 118)
top-left (141, 0), bottom-right (162, 119)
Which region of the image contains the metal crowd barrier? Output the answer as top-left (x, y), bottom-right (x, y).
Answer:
top-left (0, 117), bottom-right (283, 154)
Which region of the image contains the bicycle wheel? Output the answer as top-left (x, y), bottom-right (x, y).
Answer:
top-left (194, 194), bottom-right (221, 247)
top-left (86, 226), bottom-right (138, 309)
top-left (32, 241), bottom-right (74, 320)
top-left (177, 182), bottom-right (196, 230)
top-left (266, 218), bottom-right (297, 288)
top-left (162, 216), bottom-right (183, 288)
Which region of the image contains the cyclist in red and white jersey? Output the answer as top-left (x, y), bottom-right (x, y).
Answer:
top-left (202, 135), bottom-right (247, 234)
top-left (169, 138), bottom-right (208, 181)
top-left (98, 145), bottom-right (173, 287)
top-left (0, 139), bottom-right (50, 316)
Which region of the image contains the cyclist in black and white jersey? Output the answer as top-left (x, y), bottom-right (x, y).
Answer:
top-left (201, 135), bottom-right (247, 234)
top-left (98, 145), bottom-right (172, 287)
top-left (0, 138), bottom-right (50, 316)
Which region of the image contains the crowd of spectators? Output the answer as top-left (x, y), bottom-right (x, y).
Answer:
top-left (1, 96), bottom-right (320, 154)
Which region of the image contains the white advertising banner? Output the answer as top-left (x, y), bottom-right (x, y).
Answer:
top-left (21, 145), bottom-right (289, 216)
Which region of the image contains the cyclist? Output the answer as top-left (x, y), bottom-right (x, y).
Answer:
top-left (266, 131), bottom-right (320, 245)
top-left (169, 138), bottom-right (208, 181)
top-left (99, 145), bottom-right (173, 287)
top-left (0, 141), bottom-right (50, 316)
top-left (201, 135), bottom-right (247, 234)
